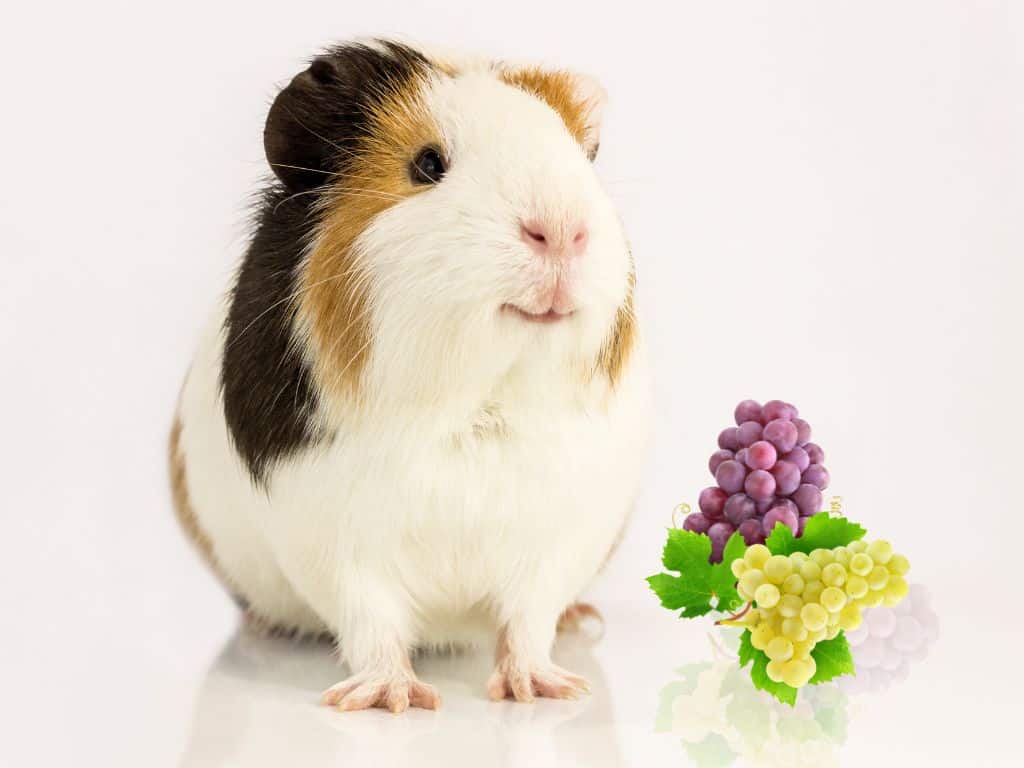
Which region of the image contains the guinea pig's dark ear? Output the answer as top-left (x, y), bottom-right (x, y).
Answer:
top-left (264, 56), bottom-right (342, 190)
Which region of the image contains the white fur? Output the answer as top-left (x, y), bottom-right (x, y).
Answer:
top-left (176, 63), bottom-right (650, 698)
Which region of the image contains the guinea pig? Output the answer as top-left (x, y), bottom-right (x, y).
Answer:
top-left (170, 39), bottom-right (650, 713)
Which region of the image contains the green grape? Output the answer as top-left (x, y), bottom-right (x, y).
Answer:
top-left (778, 594), bottom-right (803, 618)
top-left (764, 555), bottom-right (794, 583)
top-left (810, 548), bottom-right (834, 566)
top-left (867, 565), bottom-right (889, 590)
top-left (888, 554), bottom-right (911, 576)
top-left (849, 553), bottom-right (873, 576)
top-left (766, 659), bottom-right (787, 683)
top-left (848, 540), bottom-right (868, 554)
top-left (838, 603), bottom-right (862, 631)
top-left (750, 621), bottom-right (774, 650)
top-left (765, 636), bottom-right (794, 662)
top-left (833, 547), bottom-right (851, 567)
top-left (821, 563), bottom-right (847, 587)
top-left (782, 617), bottom-right (808, 641)
top-left (807, 626), bottom-right (828, 643)
top-left (825, 625), bottom-right (841, 640)
top-left (755, 583), bottom-right (781, 608)
top-left (731, 559), bottom-right (748, 578)
top-left (800, 603), bottom-right (828, 632)
top-left (790, 551), bottom-right (810, 564)
top-left (883, 575), bottom-right (909, 605)
top-left (739, 569), bottom-right (765, 599)
top-left (781, 658), bottom-right (815, 688)
top-left (857, 590), bottom-right (884, 609)
top-left (799, 560), bottom-right (821, 581)
top-left (745, 544), bottom-right (771, 569)
top-left (792, 639), bottom-right (814, 660)
top-left (867, 539), bottom-right (893, 564)
top-left (803, 580), bottom-right (824, 604)
top-left (782, 573), bottom-right (805, 595)
top-left (820, 586), bottom-right (847, 613)
top-left (845, 574), bottom-right (869, 599)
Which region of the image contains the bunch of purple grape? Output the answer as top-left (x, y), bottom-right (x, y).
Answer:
top-left (684, 399), bottom-right (831, 560)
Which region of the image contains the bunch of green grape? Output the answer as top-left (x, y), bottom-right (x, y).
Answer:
top-left (728, 540), bottom-right (911, 688)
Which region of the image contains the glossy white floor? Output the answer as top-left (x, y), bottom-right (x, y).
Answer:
top-left (3, 2), bottom-right (1021, 766)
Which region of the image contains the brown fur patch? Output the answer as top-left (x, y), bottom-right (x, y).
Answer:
top-left (300, 77), bottom-right (442, 402)
top-left (168, 417), bottom-right (234, 590)
top-left (500, 67), bottom-right (590, 145)
top-left (596, 264), bottom-right (638, 387)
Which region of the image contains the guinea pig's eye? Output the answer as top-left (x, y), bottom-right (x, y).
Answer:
top-left (410, 147), bottom-right (447, 185)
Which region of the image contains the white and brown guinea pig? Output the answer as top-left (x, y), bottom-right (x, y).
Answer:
top-left (170, 39), bottom-right (650, 712)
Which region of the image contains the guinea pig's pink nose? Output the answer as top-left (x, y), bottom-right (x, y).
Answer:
top-left (520, 218), bottom-right (588, 258)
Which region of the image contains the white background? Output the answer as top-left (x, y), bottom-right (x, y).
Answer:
top-left (2, 1), bottom-right (1021, 765)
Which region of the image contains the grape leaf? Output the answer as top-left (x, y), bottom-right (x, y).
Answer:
top-left (647, 530), bottom-right (747, 617)
top-left (765, 512), bottom-right (866, 555)
top-left (809, 632), bottom-right (855, 684)
top-left (710, 533), bottom-right (747, 612)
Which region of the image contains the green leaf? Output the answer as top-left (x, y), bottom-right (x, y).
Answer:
top-left (738, 630), bottom-right (797, 706)
top-left (709, 533), bottom-right (747, 612)
top-left (737, 629), bottom-right (758, 668)
top-left (809, 632), bottom-right (855, 684)
top-left (662, 527), bottom-right (712, 571)
top-left (765, 512), bottom-right (867, 555)
top-left (648, 529), bottom-right (743, 617)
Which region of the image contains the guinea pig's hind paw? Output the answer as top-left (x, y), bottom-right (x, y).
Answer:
top-left (321, 671), bottom-right (441, 713)
top-left (486, 662), bottom-right (590, 703)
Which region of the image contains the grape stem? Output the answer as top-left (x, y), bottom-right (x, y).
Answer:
top-left (715, 600), bottom-right (753, 626)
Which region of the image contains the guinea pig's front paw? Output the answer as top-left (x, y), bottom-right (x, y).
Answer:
top-left (486, 657), bottom-right (590, 703)
top-left (321, 668), bottom-right (441, 714)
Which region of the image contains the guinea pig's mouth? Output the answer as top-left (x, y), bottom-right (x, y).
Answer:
top-left (501, 304), bottom-right (575, 324)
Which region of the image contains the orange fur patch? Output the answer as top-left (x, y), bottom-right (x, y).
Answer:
top-left (596, 264), bottom-right (638, 387)
top-left (500, 67), bottom-right (590, 145)
top-left (300, 75), bottom-right (442, 402)
top-left (169, 416), bottom-right (234, 590)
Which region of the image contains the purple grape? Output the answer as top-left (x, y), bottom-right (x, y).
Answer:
top-left (763, 419), bottom-right (798, 453)
top-left (770, 459), bottom-right (801, 496)
top-left (708, 521), bottom-right (736, 562)
top-left (762, 400), bottom-right (796, 422)
top-left (718, 427), bottom-right (741, 451)
top-left (797, 515), bottom-right (808, 536)
top-left (805, 442), bottom-right (825, 464)
top-left (745, 440), bottom-right (777, 470)
top-left (724, 493), bottom-right (757, 524)
top-left (699, 486), bottom-right (728, 519)
top-left (715, 459), bottom-right (747, 494)
top-left (744, 469), bottom-right (776, 502)
top-left (792, 483), bottom-right (824, 516)
top-left (802, 464), bottom-right (830, 490)
top-left (770, 498), bottom-right (799, 518)
top-left (683, 512), bottom-right (711, 534)
top-left (736, 420), bottom-right (763, 447)
top-left (792, 417), bottom-right (812, 445)
top-left (734, 399), bottom-right (763, 426)
top-left (708, 449), bottom-right (733, 476)
top-left (782, 446), bottom-right (810, 473)
top-left (735, 448), bottom-right (748, 466)
top-left (756, 497), bottom-right (776, 514)
top-left (762, 505), bottom-right (799, 536)
top-left (738, 519), bottom-right (765, 545)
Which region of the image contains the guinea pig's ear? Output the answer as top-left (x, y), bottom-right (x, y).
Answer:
top-left (500, 66), bottom-right (608, 162)
top-left (570, 73), bottom-right (607, 162)
top-left (264, 56), bottom-right (343, 191)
